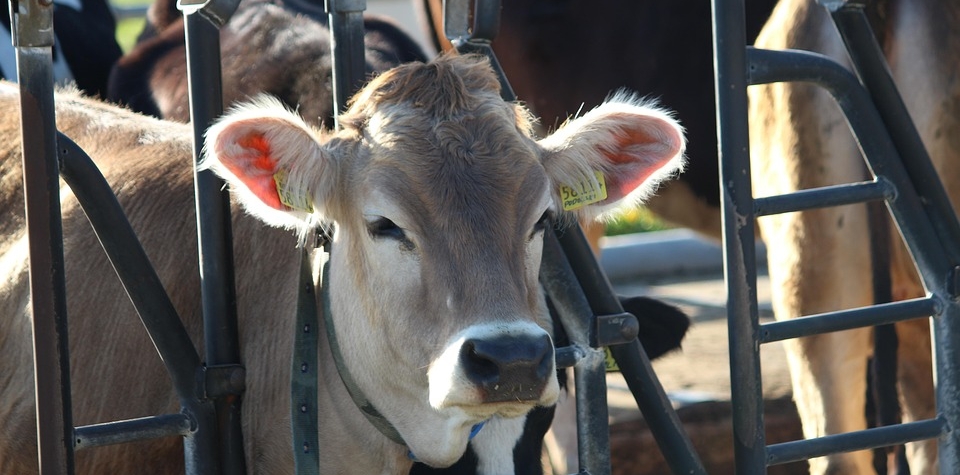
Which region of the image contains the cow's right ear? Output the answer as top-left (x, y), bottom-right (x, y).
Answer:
top-left (201, 96), bottom-right (339, 231)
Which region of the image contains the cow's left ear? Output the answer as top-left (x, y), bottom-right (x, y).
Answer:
top-left (201, 96), bottom-right (342, 231)
top-left (538, 96), bottom-right (685, 221)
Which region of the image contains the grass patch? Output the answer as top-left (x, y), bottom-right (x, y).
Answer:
top-left (112, 0), bottom-right (151, 52)
top-left (604, 207), bottom-right (672, 236)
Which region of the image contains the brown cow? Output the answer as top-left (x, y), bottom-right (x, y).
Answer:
top-left (0, 54), bottom-right (686, 473)
top-left (107, 0), bottom-right (427, 127)
top-left (749, 1), bottom-right (960, 473)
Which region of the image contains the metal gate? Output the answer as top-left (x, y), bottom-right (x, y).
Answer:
top-left (18, 0), bottom-right (960, 472)
top-left (13, 0), bottom-right (709, 473)
top-left (714, 0), bottom-right (960, 472)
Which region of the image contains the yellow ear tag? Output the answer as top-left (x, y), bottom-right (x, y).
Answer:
top-left (560, 171), bottom-right (607, 211)
top-left (274, 169), bottom-right (314, 213)
top-left (603, 346), bottom-right (620, 372)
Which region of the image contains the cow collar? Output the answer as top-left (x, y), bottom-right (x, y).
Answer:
top-left (296, 241), bottom-right (487, 466)
top-left (312, 245), bottom-right (409, 446)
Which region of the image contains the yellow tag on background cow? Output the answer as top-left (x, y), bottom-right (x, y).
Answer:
top-left (560, 171), bottom-right (607, 211)
top-left (604, 346), bottom-right (620, 372)
top-left (274, 170), bottom-right (314, 212)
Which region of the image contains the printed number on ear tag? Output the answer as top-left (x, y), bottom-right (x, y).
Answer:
top-left (560, 171), bottom-right (607, 211)
top-left (274, 170), bottom-right (314, 213)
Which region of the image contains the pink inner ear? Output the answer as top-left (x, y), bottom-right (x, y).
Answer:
top-left (218, 132), bottom-right (286, 210)
top-left (604, 122), bottom-right (683, 201)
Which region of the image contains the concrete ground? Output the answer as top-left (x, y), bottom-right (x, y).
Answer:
top-left (593, 231), bottom-right (808, 474)
top-left (600, 229), bottom-right (792, 411)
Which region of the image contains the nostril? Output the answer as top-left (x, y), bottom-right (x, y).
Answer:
top-left (461, 340), bottom-right (501, 386)
top-left (459, 334), bottom-right (554, 403)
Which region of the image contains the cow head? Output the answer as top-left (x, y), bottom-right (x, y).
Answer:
top-left (202, 54), bottom-right (684, 468)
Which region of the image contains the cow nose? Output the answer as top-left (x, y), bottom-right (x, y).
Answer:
top-left (460, 334), bottom-right (554, 403)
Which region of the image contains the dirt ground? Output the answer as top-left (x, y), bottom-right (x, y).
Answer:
top-left (600, 271), bottom-right (809, 474)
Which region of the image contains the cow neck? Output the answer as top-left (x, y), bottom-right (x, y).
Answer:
top-left (300, 237), bottom-right (487, 464)
top-left (314, 242), bottom-right (409, 447)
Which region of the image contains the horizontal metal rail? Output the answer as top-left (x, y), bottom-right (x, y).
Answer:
top-left (759, 297), bottom-right (940, 344)
top-left (766, 417), bottom-right (949, 467)
top-left (754, 179), bottom-right (895, 217)
top-left (75, 414), bottom-right (193, 450)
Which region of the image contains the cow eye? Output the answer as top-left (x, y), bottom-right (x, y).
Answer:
top-left (368, 217), bottom-right (405, 240)
top-left (367, 217), bottom-right (416, 250)
top-left (530, 210), bottom-right (553, 239)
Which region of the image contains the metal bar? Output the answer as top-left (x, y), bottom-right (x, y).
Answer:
top-left (827, 5), bottom-right (960, 264)
top-left (754, 179), bottom-right (894, 217)
top-left (179, 4), bottom-right (245, 472)
top-left (445, 0), bottom-right (516, 101)
top-left (539, 231), bottom-right (612, 475)
top-left (555, 345), bottom-right (587, 369)
top-left (766, 417), bottom-right (948, 467)
top-left (548, 227), bottom-right (708, 475)
top-left (712, 0), bottom-right (766, 473)
top-left (58, 134), bottom-right (203, 389)
top-left (746, 13), bottom-right (960, 471)
top-left (759, 297), bottom-right (940, 344)
top-left (57, 132), bottom-right (221, 474)
top-left (11, 0), bottom-right (75, 471)
top-left (824, 8), bottom-right (960, 468)
top-left (748, 47), bottom-right (956, 311)
top-left (75, 414), bottom-right (193, 451)
top-left (325, 0), bottom-right (367, 125)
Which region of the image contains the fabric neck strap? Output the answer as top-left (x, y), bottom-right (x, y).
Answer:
top-left (315, 247), bottom-right (408, 445)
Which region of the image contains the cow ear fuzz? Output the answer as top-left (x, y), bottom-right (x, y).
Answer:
top-left (538, 93), bottom-right (686, 222)
top-left (200, 95), bottom-right (340, 237)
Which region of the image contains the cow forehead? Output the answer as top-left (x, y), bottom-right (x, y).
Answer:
top-left (359, 104), bottom-right (551, 230)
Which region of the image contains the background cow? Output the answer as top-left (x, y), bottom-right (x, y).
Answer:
top-left (749, 1), bottom-right (960, 473)
top-left (0, 0), bottom-right (121, 97)
top-left (107, 0), bottom-right (427, 127)
top-left (419, 0), bottom-right (778, 242)
top-left (0, 54), bottom-right (687, 473)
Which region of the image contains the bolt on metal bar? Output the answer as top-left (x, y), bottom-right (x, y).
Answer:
top-left (10, 0), bottom-right (75, 471)
top-left (759, 297), bottom-right (940, 344)
top-left (754, 179), bottom-right (895, 217)
top-left (766, 417), bottom-right (948, 467)
top-left (74, 414), bottom-right (194, 451)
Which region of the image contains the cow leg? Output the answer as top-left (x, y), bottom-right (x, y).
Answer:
top-left (751, 70), bottom-right (877, 474)
top-left (895, 318), bottom-right (936, 474)
top-left (883, 1), bottom-right (960, 472)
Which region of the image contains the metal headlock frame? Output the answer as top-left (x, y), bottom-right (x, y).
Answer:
top-left (33, 0), bottom-right (960, 472)
top-left (714, 0), bottom-right (960, 472)
top-left (14, 0), bottom-right (714, 469)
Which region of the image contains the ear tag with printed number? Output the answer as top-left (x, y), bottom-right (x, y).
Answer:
top-left (560, 171), bottom-right (607, 211)
top-left (274, 169), bottom-right (314, 213)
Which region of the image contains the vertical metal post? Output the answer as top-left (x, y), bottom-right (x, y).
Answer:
top-left (712, 0), bottom-right (766, 472)
top-left (178, 0), bottom-right (245, 470)
top-left (10, 0), bottom-right (75, 472)
top-left (325, 0), bottom-right (366, 126)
